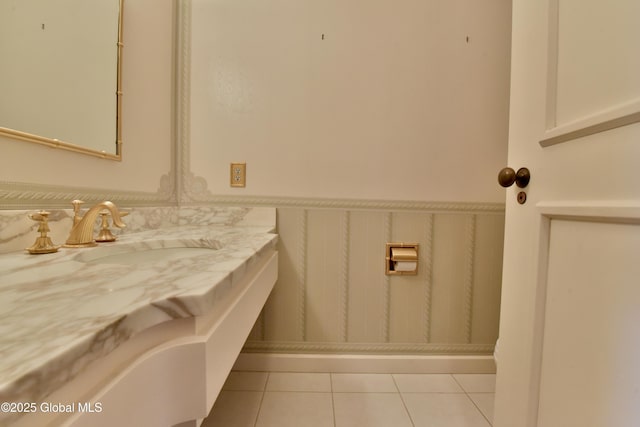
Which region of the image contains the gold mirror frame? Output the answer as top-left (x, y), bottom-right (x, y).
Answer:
top-left (0, 0), bottom-right (124, 161)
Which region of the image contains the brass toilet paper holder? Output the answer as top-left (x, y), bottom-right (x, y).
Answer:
top-left (385, 243), bottom-right (419, 275)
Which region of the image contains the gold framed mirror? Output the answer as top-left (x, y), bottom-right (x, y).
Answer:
top-left (0, 0), bottom-right (124, 160)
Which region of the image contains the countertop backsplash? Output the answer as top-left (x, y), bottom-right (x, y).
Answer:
top-left (0, 206), bottom-right (275, 254)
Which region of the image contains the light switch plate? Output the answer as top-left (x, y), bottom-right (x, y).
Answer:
top-left (230, 163), bottom-right (246, 187)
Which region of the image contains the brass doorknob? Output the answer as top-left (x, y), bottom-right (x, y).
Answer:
top-left (498, 167), bottom-right (530, 188)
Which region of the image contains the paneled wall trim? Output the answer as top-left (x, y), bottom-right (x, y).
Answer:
top-left (0, 180), bottom-right (173, 209)
top-left (246, 204), bottom-right (505, 355)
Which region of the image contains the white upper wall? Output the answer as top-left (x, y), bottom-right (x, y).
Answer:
top-left (0, 0), bottom-right (511, 204)
top-left (190, 0), bottom-right (512, 203)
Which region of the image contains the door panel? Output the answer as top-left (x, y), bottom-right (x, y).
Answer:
top-left (554, 0), bottom-right (640, 126)
top-left (538, 219), bottom-right (640, 426)
top-left (494, 0), bottom-right (640, 425)
top-left (542, 0), bottom-right (640, 147)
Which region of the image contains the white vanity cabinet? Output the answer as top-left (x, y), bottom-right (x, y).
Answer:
top-left (14, 250), bottom-right (277, 427)
top-left (0, 241), bottom-right (278, 427)
top-left (0, 206), bottom-right (278, 427)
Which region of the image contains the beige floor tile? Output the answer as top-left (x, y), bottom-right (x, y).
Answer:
top-left (256, 392), bottom-right (334, 427)
top-left (333, 393), bottom-right (413, 427)
top-left (402, 393), bottom-right (491, 427)
top-left (469, 393), bottom-right (495, 425)
top-left (201, 391), bottom-right (262, 427)
top-left (266, 372), bottom-right (331, 392)
top-left (393, 374), bottom-right (464, 393)
top-left (331, 373), bottom-right (397, 392)
top-left (222, 371), bottom-right (269, 391)
top-left (209, 370), bottom-right (496, 427)
top-left (453, 374), bottom-right (496, 393)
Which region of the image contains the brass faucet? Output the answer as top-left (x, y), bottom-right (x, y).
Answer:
top-left (64, 200), bottom-right (126, 247)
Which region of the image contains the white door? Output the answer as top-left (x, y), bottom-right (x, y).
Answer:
top-left (494, 0), bottom-right (640, 426)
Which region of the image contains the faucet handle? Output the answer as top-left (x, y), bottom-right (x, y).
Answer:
top-left (71, 199), bottom-right (85, 210)
top-left (95, 211), bottom-right (129, 243)
top-left (96, 212), bottom-right (116, 242)
top-left (71, 200), bottom-right (85, 226)
top-left (26, 210), bottom-right (60, 254)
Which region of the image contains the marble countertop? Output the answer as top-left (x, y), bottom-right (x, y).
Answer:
top-left (0, 216), bottom-right (278, 407)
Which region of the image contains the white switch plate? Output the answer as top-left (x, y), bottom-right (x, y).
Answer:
top-left (230, 163), bottom-right (246, 187)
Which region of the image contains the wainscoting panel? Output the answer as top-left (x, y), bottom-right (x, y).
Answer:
top-left (388, 212), bottom-right (433, 344)
top-left (305, 210), bottom-right (345, 343)
top-left (430, 214), bottom-right (472, 344)
top-left (471, 214), bottom-right (505, 344)
top-left (347, 211), bottom-right (389, 343)
top-left (245, 203), bottom-right (504, 355)
top-left (261, 208), bottom-right (304, 342)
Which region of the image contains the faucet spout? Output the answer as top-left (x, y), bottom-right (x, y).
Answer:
top-left (64, 201), bottom-right (126, 247)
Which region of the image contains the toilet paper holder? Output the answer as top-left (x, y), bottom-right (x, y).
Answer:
top-left (385, 243), bottom-right (419, 276)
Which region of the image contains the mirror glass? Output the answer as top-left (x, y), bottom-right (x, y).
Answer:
top-left (0, 0), bottom-right (123, 159)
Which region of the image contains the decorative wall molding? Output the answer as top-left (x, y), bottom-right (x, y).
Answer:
top-left (423, 214), bottom-right (434, 342)
top-left (158, 172), bottom-right (176, 201)
top-left (188, 195), bottom-right (506, 213)
top-left (340, 211), bottom-right (350, 342)
top-left (0, 180), bottom-right (173, 209)
top-left (382, 212), bottom-right (392, 342)
top-left (176, 0), bottom-right (212, 204)
top-left (234, 352), bottom-right (496, 374)
top-left (175, 0), bottom-right (190, 204)
top-left (297, 210), bottom-right (308, 341)
top-left (243, 341), bottom-right (495, 355)
top-left (174, 0), bottom-right (216, 205)
top-left (463, 214), bottom-right (477, 343)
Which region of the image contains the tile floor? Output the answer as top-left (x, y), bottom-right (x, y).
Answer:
top-left (201, 371), bottom-right (495, 427)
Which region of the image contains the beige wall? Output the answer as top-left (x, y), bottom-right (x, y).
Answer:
top-left (0, 0), bottom-right (511, 207)
top-left (190, 0), bottom-right (511, 202)
top-left (0, 0), bottom-right (510, 355)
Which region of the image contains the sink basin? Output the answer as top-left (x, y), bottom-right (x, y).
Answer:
top-left (84, 247), bottom-right (217, 265)
top-left (74, 238), bottom-right (222, 265)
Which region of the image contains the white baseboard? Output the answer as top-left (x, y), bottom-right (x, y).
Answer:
top-left (233, 353), bottom-right (496, 374)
